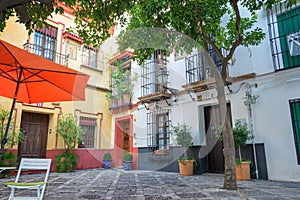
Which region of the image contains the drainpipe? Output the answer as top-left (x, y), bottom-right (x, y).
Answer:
top-left (247, 88), bottom-right (259, 179)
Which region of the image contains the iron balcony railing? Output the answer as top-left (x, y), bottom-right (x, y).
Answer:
top-left (23, 43), bottom-right (69, 66)
top-left (141, 59), bottom-right (169, 97)
top-left (185, 48), bottom-right (226, 84)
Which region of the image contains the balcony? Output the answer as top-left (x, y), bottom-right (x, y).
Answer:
top-left (109, 52), bottom-right (135, 113)
top-left (182, 48), bottom-right (228, 92)
top-left (23, 43), bottom-right (68, 66)
top-left (109, 93), bottom-right (133, 113)
top-left (139, 59), bottom-right (172, 104)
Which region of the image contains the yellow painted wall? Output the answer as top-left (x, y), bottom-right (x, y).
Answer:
top-left (0, 16), bottom-right (28, 48)
top-left (0, 10), bottom-right (113, 151)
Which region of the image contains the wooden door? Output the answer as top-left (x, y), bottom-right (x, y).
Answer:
top-left (122, 120), bottom-right (130, 153)
top-left (204, 104), bottom-right (231, 173)
top-left (19, 112), bottom-right (49, 158)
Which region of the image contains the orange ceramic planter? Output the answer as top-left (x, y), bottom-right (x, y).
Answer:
top-left (236, 161), bottom-right (251, 180)
top-left (178, 160), bottom-right (194, 176)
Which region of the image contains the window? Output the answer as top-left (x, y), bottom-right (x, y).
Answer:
top-left (147, 109), bottom-right (171, 151)
top-left (278, 8), bottom-right (300, 68)
top-left (185, 48), bottom-right (223, 84)
top-left (290, 99), bottom-right (300, 164)
top-left (141, 50), bottom-right (169, 96)
top-left (33, 25), bottom-right (57, 61)
top-left (156, 113), bottom-right (170, 150)
top-left (267, 3), bottom-right (300, 70)
top-left (79, 117), bottom-right (97, 148)
top-left (82, 46), bottom-right (97, 69)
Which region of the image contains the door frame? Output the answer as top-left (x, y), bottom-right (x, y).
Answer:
top-left (114, 115), bottom-right (133, 166)
top-left (19, 112), bottom-right (49, 158)
top-left (204, 103), bottom-right (232, 173)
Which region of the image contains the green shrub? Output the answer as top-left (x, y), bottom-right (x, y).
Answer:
top-left (57, 114), bottom-right (85, 153)
top-left (103, 153), bottom-right (112, 160)
top-left (172, 123), bottom-right (193, 158)
top-left (55, 114), bottom-right (84, 172)
top-left (0, 152), bottom-right (18, 178)
top-left (0, 109), bottom-right (24, 149)
top-left (123, 152), bottom-right (133, 161)
top-left (0, 152), bottom-right (18, 167)
top-left (55, 152), bottom-right (78, 173)
top-left (233, 120), bottom-right (253, 163)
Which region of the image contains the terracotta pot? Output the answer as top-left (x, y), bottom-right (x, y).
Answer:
top-left (236, 161), bottom-right (251, 180)
top-left (178, 160), bottom-right (194, 176)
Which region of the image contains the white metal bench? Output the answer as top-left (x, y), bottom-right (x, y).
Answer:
top-left (5, 158), bottom-right (52, 200)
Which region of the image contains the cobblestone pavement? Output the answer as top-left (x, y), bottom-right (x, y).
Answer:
top-left (1, 168), bottom-right (300, 200)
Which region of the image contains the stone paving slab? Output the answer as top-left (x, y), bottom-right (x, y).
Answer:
top-left (0, 168), bottom-right (300, 200)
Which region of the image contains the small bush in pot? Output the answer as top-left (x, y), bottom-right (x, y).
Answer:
top-left (123, 152), bottom-right (133, 171)
top-left (233, 120), bottom-right (253, 180)
top-left (173, 123), bottom-right (194, 176)
top-left (103, 153), bottom-right (112, 169)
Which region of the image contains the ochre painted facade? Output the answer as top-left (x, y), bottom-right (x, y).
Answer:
top-left (0, 9), bottom-right (113, 170)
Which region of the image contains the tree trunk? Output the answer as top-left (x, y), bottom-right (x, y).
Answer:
top-left (222, 109), bottom-right (237, 190)
top-left (216, 63), bottom-right (236, 190)
top-left (184, 151), bottom-right (187, 158)
top-left (238, 147), bottom-right (242, 162)
top-left (207, 53), bottom-right (237, 190)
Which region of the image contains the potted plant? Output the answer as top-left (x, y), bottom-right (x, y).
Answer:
top-left (233, 120), bottom-right (253, 180)
top-left (103, 153), bottom-right (112, 169)
top-left (123, 152), bottom-right (133, 171)
top-left (173, 123), bottom-right (194, 176)
top-left (55, 114), bottom-right (85, 172)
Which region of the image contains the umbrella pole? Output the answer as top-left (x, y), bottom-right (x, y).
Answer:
top-left (0, 68), bottom-right (23, 159)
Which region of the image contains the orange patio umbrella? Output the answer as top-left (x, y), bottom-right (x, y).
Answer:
top-left (0, 39), bottom-right (90, 158)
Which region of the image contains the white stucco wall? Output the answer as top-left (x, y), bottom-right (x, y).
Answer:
top-left (132, 108), bottom-right (148, 147)
top-left (131, 60), bottom-right (142, 104)
top-left (251, 69), bottom-right (300, 181)
top-left (217, 69), bottom-right (300, 182)
top-left (170, 99), bottom-right (200, 145)
top-left (228, 8), bottom-right (274, 77)
top-left (167, 54), bottom-right (186, 91)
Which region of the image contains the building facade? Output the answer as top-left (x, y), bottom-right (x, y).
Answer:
top-left (107, 2), bottom-right (300, 182)
top-left (0, 3), bottom-right (113, 170)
